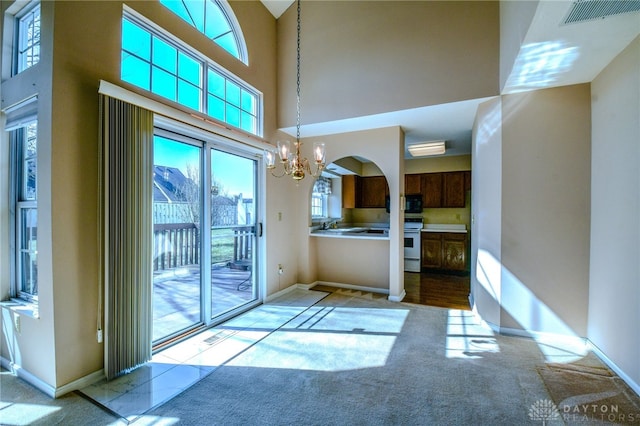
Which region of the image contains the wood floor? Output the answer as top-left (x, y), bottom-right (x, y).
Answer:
top-left (403, 271), bottom-right (471, 310)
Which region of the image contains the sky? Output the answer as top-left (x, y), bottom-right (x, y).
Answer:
top-left (154, 135), bottom-right (255, 198)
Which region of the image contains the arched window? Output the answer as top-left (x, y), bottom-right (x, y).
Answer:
top-left (160, 0), bottom-right (248, 65)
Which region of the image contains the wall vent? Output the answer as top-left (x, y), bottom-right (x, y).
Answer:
top-left (562, 0), bottom-right (640, 25)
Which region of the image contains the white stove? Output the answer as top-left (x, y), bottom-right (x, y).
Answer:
top-left (404, 218), bottom-right (423, 272)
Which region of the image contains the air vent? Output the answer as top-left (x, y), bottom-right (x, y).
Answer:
top-left (562, 0), bottom-right (640, 25)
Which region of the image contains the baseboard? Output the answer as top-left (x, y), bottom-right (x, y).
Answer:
top-left (588, 340), bottom-right (640, 398)
top-left (1, 355), bottom-right (106, 398)
top-left (388, 289), bottom-right (406, 302)
top-left (264, 284), bottom-right (300, 303)
top-left (314, 280), bottom-right (390, 295)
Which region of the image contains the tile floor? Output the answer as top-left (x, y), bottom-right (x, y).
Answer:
top-left (79, 288), bottom-right (330, 423)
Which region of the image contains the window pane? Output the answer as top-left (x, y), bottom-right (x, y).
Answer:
top-left (19, 207), bottom-right (38, 296)
top-left (159, 0), bottom-right (194, 26)
top-left (178, 52), bottom-right (201, 85)
top-left (241, 90), bottom-right (256, 114)
top-left (121, 52), bottom-right (151, 90)
top-left (152, 37), bottom-right (177, 73)
top-left (152, 67), bottom-right (177, 101)
top-left (178, 80), bottom-right (201, 111)
top-left (122, 18), bottom-right (151, 61)
top-left (204, 5), bottom-right (231, 39)
top-left (17, 5), bottom-right (41, 72)
top-left (213, 32), bottom-right (239, 58)
top-left (208, 69), bottom-right (225, 98)
top-left (184, 0), bottom-right (205, 32)
top-left (24, 159), bottom-right (37, 200)
top-left (207, 95), bottom-right (225, 121)
top-left (226, 80), bottom-right (240, 106)
top-left (226, 104), bottom-right (240, 127)
top-left (240, 112), bottom-right (256, 134)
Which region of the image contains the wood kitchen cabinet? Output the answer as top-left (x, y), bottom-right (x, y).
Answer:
top-left (420, 171), bottom-right (467, 208)
top-left (421, 232), bottom-right (467, 272)
top-left (359, 176), bottom-right (389, 208)
top-left (442, 172), bottom-right (465, 207)
top-left (342, 175), bottom-right (388, 208)
top-left (341, 175), bottom-right (360, 208)
top-left (421, 173), bottom-right (443, 208)
top-left (405, 174), bottom-right (422, 195)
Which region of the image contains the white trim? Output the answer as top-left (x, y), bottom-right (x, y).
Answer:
top-left (1, 355), bottom-right (106, 398)
top-left (314, 280), bottom-right (391, 296)
top-left (216, 0), bottom-right (249, 65)
top-left (388, 289), bottom-right (406, 302)
top-left (99, 80), bottom-right (271, 153)
top-left (588, 341), bottom-right (640, 397)
top-left (263, 283), bottom-right (304, 302)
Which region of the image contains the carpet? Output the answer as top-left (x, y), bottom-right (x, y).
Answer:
top-left (537, 353), bottom-right (640, 425)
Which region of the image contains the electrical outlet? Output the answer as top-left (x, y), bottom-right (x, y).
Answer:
top-left (278, 264), bottom-right (284, 275)
top-left (14, 314), bottom-right (20, 334)
top-left (97, 329), bottom-right (103, 343)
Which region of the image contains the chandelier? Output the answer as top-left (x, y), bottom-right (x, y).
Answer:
top-left (264, 0), bottom-right (326, 181)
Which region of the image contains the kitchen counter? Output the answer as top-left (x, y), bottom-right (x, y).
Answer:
top-left (310, 225), bottom-right (390, 239)
top-left (421, 224), bottom-right (467, 233)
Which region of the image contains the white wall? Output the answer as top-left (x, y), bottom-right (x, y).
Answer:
top-left (589, 35), bottom-right (640, 391)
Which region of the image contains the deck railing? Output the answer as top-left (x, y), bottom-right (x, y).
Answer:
top-left (153, 223), bottom-right (254, 271)
top-left (153, 223), bottom-right (199, 271)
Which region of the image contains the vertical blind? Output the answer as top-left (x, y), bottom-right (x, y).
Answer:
top-left (99, 94), bottom-right (154, 380)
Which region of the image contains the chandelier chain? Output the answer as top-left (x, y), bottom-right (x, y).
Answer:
top-left (296, 0), bottom-right (301, 144)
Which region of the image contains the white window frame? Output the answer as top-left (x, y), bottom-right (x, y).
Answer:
top-left (15, 2), bottom-right (40, 75)
top-left (121, 8), bottom-right (262, 137)
top-left (311, 192), bottom-right (328, 219)
top-left (9, 119), bottom-right (38, 303)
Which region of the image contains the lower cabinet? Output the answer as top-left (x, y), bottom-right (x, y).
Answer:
top-left (421, 232), bottom-right (467, 272)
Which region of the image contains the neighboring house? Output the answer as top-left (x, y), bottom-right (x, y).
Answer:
top-left (0, 0), bottom-right (638, 402)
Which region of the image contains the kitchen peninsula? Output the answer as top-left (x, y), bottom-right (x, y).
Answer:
top-left (310, 224), bottom-right (390, 292)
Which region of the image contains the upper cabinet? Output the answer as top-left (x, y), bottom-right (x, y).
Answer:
top-left (342, 175), bottom-right (389, 208)
top-left (405, 174), bottom-right (422, 195)
top-left (442, 172), bottom-right (465, 207)
top-left (359, 176), bottom-right (389, 208)
top-left (421, 173), bottom-right (443, 208)
top-left (406, 171), bottom-right (469, 208)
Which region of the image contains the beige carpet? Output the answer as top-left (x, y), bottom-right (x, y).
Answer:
top-left (537, 353), bottom-right (640, 424)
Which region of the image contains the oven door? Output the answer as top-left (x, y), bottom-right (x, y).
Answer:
top-left (404, 230), bottom-right (421, 272)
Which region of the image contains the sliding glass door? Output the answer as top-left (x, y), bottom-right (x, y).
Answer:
top-left (210, 149), bottom-right (258, 318)
top-left (152, 130), bottom-right (261, 345)
top-left (152, 136), bottom-right (202, 342)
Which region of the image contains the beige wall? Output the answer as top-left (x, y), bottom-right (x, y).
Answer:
top-left (277, 1), bottom-right (499, 128)
top-left (499, 0), bottom-right (538, 91)
top-left (501, 84), bottom-right (591, 337)
top-left (1, 0), bottom-right (277, 391)
top-left (589, 35), bottom-right (640, 389)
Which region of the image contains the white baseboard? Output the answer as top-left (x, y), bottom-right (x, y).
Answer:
top-left (1, 356), bottom-right (104, 398)
top-left (314, 280), bottom-right (390, 295)
top-left (588, 340), bottom-right (640, 398)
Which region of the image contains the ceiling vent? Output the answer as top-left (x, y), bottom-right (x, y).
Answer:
top-left (562, 0), bottom-right (640, 25)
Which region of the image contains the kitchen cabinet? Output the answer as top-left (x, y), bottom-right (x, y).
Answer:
top-left (342, 175), bottom-right (360, 209)
top-left (405, 174), bottom-right (422, 195)
top-left (421, 232), bottom-right (467, 272)
top-left (442, 172), bottom-right (465, 207)
top-left (359, 176), bottom-right (389, 208)
top-left (421, 173), bottom-right (443, 208)
top-left (420, 172), bottom-right (467, 208)
top-left (342, 175), bottom-right (388, 208)
top-left (421, 233), bottom-right (442, 268)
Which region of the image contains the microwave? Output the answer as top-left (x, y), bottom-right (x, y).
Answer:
top-left (385, 194), bottom-right (423, 213)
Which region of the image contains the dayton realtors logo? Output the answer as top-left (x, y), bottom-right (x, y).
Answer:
top-left (529, 399), bottom-right (640, 424)
top-left (529, 399), bottom-right (560, 425)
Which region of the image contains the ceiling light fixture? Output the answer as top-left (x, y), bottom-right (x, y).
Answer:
top-left (264, 0), bottom-right (325, 181)
top-left (408, 141), bottom-right (446, 157)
